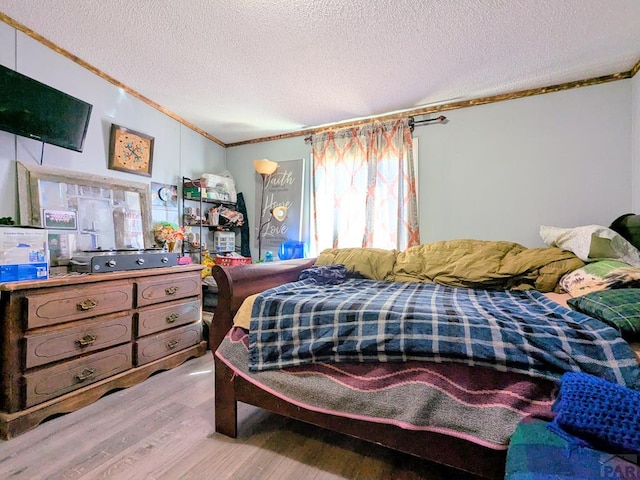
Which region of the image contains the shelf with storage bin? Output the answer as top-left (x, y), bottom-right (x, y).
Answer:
top-left (180, 176), bottom-right (243, 262)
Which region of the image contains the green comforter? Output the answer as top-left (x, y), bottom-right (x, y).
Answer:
top-left (317, 239), bottom-right (584, 292)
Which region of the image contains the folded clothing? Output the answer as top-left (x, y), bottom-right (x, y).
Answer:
top-left (549, 372), bottom-right (640, 456)
top-left (299, 264), bottom-right (348, 285)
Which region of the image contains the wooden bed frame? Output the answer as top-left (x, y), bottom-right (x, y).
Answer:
top-left (211, 259), bottom-right (507, 480)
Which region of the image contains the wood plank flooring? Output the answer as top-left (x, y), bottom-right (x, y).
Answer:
top-left (0, 353), bottom-right (482, 480)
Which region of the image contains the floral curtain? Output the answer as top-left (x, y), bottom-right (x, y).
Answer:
top-left (310, 118), bottom-right (419, 252)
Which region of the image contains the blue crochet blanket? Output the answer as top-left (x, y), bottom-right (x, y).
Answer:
top-left (550, 372), bottom-right (640, 456)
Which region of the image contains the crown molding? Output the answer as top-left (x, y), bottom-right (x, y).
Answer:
top-left (0, 12), bottom-right (226, 148)
top-left (227, 67), bottom-right (637, 147)
top-left (2, 12), bottom-right (638, 150)
top-left (630, 58), bottom-right (640, 78)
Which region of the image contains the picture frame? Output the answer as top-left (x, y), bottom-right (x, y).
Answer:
top-left (108, 124), bottom-right (154, 177)
top-left (43, 209), bottom-right (77, 230)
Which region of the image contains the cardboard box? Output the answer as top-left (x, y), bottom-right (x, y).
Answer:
top-left (184, 186), bottom-right (203, 199)
top-left (0, 227), bottom-right (49, 282)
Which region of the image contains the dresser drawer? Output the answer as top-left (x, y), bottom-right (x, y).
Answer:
top-left (137, 299), bottom-right (201, 337)
top-left (23, 343), bottom-right (132, 408)
top-left (135, 322), bottom-right (202, 366)
top-left (136, 272), bottom-right (201, 307)
top-left (25, 281), bottom-right (134, 329)
top-left (24, 314), bottom-right (133, 369)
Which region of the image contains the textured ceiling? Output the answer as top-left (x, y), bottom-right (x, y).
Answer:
top-left (1, 0), bottom-right (640, 145)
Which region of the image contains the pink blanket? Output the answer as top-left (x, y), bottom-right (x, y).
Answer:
top-left (216, 327), bottom-right (557, 449)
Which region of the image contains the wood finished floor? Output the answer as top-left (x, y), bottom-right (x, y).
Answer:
top-left (0, 353), bottom-right (481, 480)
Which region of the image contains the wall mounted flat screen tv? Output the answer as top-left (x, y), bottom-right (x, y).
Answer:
top-left (0, 64), bottom-right (93, 152)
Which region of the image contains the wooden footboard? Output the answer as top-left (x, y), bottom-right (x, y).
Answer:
top-left (211, 258), bottom-right (315, 437)
top-left (210, 259), bottom-right (505, 479)
top-left (210, 258), bottom-right (316, 351)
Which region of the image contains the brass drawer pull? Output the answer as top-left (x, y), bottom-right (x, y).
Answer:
top-left (74, 368), bottom-right (96, 383)
top-left (77, 299), bottom-right (98, 311)
top-left (75, 334), bottom-right (97, 348)
top-left (166, 313), bottom-right (179, 323)
top-left (165, 286), bottom-right (179, 296)
top-left (167, 339), bottom-right (179, 349)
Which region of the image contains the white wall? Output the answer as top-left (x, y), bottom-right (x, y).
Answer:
top-left (0, 21), bottom-right (17, 220)
top-left (632, 72), bottom-right (640, 212)
top-left (229, 81), bottom-right (633, 253)
top-left (416, 81), bottom-right (632, 247)
top-left (0, 21), bottom-right (226, 226)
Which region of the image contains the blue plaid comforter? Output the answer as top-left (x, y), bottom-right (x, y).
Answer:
top-left (248, 278), bottom-right (640, 389)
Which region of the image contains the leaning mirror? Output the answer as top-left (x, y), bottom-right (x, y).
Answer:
top-left (17, 161), bottom-right (153, 266)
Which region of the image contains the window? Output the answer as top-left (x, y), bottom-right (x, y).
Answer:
top-left (310, 118), bottom-right (419, 254)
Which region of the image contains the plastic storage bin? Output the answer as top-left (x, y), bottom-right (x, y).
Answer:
top-left (215, 255), bottom-right (252, 266)
top-left (278, 241), bottom-right (305, 260)
top-left (213, 231), bottom-right (235, 253)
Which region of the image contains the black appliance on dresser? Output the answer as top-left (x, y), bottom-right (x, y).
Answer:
top-left (69, 248), bottom-right (180, 273)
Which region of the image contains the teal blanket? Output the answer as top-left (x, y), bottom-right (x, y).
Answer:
top-left (506, 418), bottom-right (640, 479)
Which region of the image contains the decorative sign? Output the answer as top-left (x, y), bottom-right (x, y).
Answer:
top-left (108, 124), bottom-right (154, 177)
top-left (254, 158), bottom-right (305, 254)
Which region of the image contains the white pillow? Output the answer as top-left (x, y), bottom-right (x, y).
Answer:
top-left (540, 224), bottom-right (640, 267)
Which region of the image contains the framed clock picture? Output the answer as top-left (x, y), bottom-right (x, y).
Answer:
top-left (108, 124), bottom-right (154, 177)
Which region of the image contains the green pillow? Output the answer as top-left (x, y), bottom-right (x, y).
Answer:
top-left (582, 260), bottom-right (632, 277)
top-left (568, 289), bottom-right (640, 340)
top-left (559, 260), bottom-right (631, 296)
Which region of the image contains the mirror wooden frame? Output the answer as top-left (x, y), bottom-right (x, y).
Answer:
top-left (16, 161), bottom-right (154, 249)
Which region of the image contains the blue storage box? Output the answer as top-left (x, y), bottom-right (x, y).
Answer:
top-left (278, 241), bottom-right (305, 260)
top-left (0, 227), bottom-right (49, 282)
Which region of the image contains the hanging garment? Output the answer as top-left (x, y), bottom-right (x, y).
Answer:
top-left (236, 192), bottom-right (251, 257)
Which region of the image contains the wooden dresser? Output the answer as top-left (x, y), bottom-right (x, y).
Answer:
top-left (0, 264), bottom-right (207, 439)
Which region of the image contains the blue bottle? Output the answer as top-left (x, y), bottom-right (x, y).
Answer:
top-left (264, 251), bottom-right (274, 262)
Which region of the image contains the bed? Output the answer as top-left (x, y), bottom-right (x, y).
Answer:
top-left (210, 240), bottom-right (640, 480)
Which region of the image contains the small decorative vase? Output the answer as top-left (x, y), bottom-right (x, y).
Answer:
top-left (167, 241), bottom-right (176, 253)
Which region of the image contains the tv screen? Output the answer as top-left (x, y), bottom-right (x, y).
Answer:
top-left (0, 64), bottom-right (93, 152)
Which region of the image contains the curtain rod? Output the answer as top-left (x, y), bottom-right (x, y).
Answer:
top-left (304, 115), bottom-right (447, 143)
top-left (408, 115), bottom-right (447, 131)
